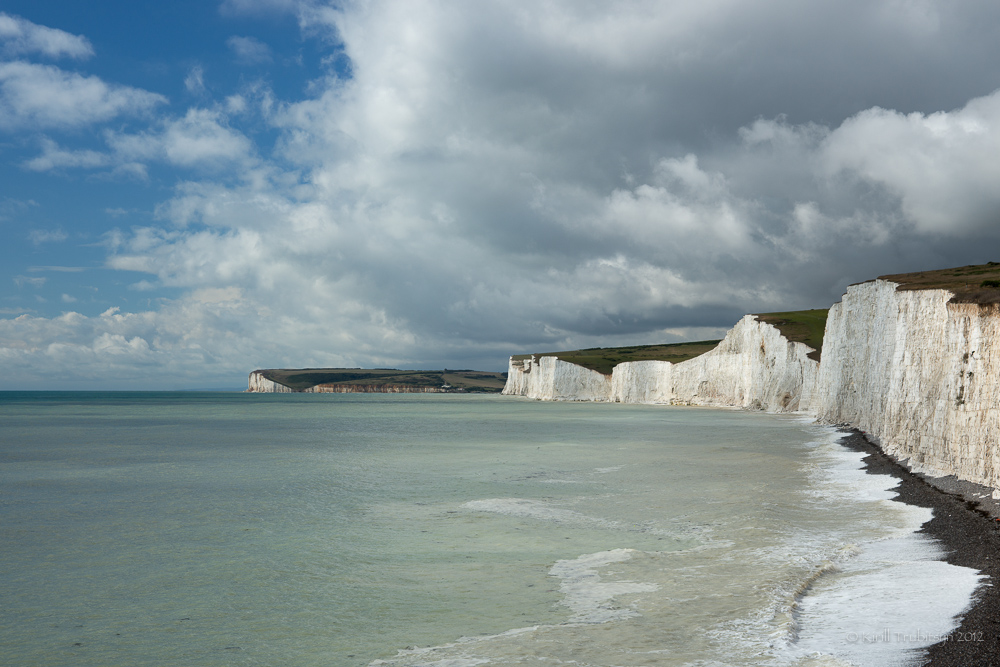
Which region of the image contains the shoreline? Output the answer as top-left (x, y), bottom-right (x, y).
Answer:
top-left (838, 429), bottom-right (1000, 666)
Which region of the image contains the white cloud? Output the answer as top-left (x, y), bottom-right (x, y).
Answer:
top-left (227, 36), bottom-right (273, 64)
top-left (185, 65), bottom-right (206, 94)
top-left (28, 227), bottom-right (68, 244)
top-left (25, 108), bottom-right (257, 175)
top-left (220, 0), bottom-right (301, 16)
top-left (28, 266), bottom-right (85, 272)
top-left (107, 108), bottom-right (254, 168)
top-left (24, 137), bottom-right (110, 171)
top-left (0, 196), bottom-right (38, 221)
top-left (818, 91), bottom-right (1000, 233)
top-left (0, 61), bottom-right (166, 130)
top-left (13, 275), bottom-right (46, 287)
top-left (0, 12), bottom-right (94, 60)
top-left (225, 94), bottom-right (248, 113)
top-left (0, 291), bottom-right (416, 389)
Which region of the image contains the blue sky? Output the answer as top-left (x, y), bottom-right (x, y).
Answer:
top-left (3, 0), bottom-right (1000, 389)
top-left (1, 0), bottom-right (331, 318)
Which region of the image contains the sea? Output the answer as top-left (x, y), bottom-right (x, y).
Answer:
top-left (0, 392), bottom-right (984, 667)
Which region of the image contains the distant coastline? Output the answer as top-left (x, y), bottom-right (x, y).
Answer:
top-left (247, 368), bottom-right (507, 393)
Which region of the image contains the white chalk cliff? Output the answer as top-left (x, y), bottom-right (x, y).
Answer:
top-left (503, 279), bottom-right (1000, 491)
top-left (248, 370), bottom-right (293, 393)
top-left (504, 355), bottom-right (612, 401)
top-left (504, 315), bottom-right (819, 413)
top-left (812, 280), bottom-right (1000, 490)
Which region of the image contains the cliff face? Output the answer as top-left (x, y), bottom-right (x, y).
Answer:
top-left (812, 280), bottom-right (1000, 489)
top-left (248, 371), bottom-right (451, 393)
top-left (668, 315), bottom-right (818, 412)
top-left (609, 360), bottom-right (674, 404)
top-left (501, 355), bottom-right (612, 401)
top-left (505, 316), bottom-right (818, 413)
top-left (248, 371), bottom-right (293, 393)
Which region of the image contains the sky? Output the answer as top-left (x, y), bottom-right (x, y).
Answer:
top-left (3, 0), bottom-right (1000, 389)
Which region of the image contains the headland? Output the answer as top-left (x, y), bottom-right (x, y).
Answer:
top-left (248, 367), bottom-right (507, 393)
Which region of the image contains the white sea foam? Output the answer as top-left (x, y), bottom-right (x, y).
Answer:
top-left (460, 496), bottom-right (682, 539)
top-left (368, 626), bottom-right (541, 667)
top-left (548, 548), bottom-right (659, 623)
top-left (787, 535), bottom-right (983, 666)
top-left (775, 429), bottom-right (985, 666)
top-left (461, 498), bottom-right (602, 526)
top-left (369, 549), bottom-right (659, 666)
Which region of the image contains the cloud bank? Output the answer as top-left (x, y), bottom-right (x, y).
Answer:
top-left (4, 0), bottom-right (1000, 388)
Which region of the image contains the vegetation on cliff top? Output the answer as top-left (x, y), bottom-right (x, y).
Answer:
top-left (752, 309), bottom-right (829, 361)
top-left (512, 340), bottom-right (722, 375)
top-left (878, 262), bottom-right (1000, 305)
top-left (258, 368), bottom-right (507, 392)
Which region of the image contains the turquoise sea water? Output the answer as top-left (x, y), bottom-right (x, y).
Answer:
top-left (0, 392), bottom-right (982, 666)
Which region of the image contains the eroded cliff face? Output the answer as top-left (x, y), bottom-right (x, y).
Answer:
top-left (248, 371), bottom-right (293, 393)
top-left (504, 316), bottom-right (818, 412)
top-left (609, 360), bottom-right (673, 404)
top-left (812, 280), bottom-right (1000, 489)
top-left (501, 355), bottom-right (612, 401)
top-left (668, 315), bottom-right (818, 412)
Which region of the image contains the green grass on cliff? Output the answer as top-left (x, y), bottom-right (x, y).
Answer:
top-left (512, 340), bottom-right (722, 376)
top-left (878, 262), bottom-right (1000, 304)
top-left (257, 368), bottom-right (507, 392)
top-left (752, 309), bottom-right (829, 361)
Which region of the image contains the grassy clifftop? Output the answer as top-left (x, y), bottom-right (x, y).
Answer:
top-left (752, 309), bottom-right (829, 361)
top-left (879, 262), bottom-right (1000, 304)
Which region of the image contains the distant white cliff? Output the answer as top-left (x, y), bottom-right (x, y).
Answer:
top-left (248, 370), bottom-right (293, 393)
top-left (504, 315), bottom-right (818, 414)
top-left (503, 280), bottom-right (1000, 492)
top-left (504, 356), bottom-right (612, 401)
top-left (247, 371), bottom-right (450, 393)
